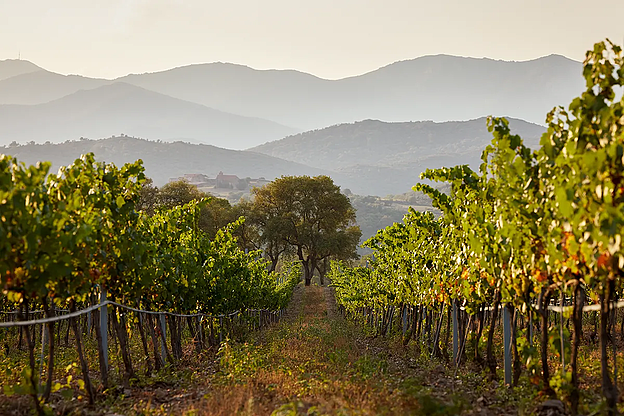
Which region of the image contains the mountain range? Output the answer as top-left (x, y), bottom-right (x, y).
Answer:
top-left (252, 117), bottom-right (545, 195)
top-left (4, 136), bottom-right (336, 187)
top-left (0, 54), bottom-right (582, 140)
top-left (251, 117), bottom-right (544, 170)
top-left (0, 59), bottom-right (42, 81)
top-left (0, 54), bottom-right (577, 195)
top-left (0, 82), bottom-right (296, 149)
top-left (4, 117), bottom-right (546, 196)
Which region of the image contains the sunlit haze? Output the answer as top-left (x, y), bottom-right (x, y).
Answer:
top-left (2, 0), bottom-right (623, 78)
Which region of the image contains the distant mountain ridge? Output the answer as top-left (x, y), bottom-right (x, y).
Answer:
top-left (0, 71), bottom-right (108, 105)
top-left (0, 54), bottom-right (583, 132)
top-left (0, 55), bottom-right (578, 193)
top-left (251, 117), bottom-right (545, 168)
top-left (2, 116), bottom-right (547, 196)
top-left (100, 54), bottom-right (585, 129)
top-left (0, 82), bottom-right (297, 149)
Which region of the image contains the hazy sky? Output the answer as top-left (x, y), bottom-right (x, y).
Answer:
top-left (1, 0), bottom-right (623, 79)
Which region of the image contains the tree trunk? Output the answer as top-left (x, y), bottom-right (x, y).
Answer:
top-left (303, 261), bottom-right (312, 286)
top-left (20, 300), bottom-right (44, 415)
top-left (297, 246), bottom-right (313, 286)
top-left (69, 301), bottom-right (95, 405)
top-left (570, 283), bottom-right (584, 416)
top-left (110, 306), bottom-right (135, 385)
top-left (442, 305), bottom-right (451, 362)
top-left (64, 318), bottom-right (70, 346)
top-left (136, 312), bottom-right (153, 376)
top-left (416, 305), bottom-right (423, 339)
top-left (486, 290), bottom-right (501, 379)
top-left (316, 258), bottom-right (329, 286)
top-left (146, 314), bottom-right (163, 371)
top-left (93, 303), bottom-right (109, 389)
top-left (424, 307), bottom-right (432, 348)
top-left (432, 304), bottom-right (444, 358)
top-left (268, 254), bottom-right (279, 273)
top-left (168, 315), bottom-right (183, 360)
top-left (475, 307), bottom-right (485, 365)
top-left (411, 306), bottom-right (418, 342)
top-left (159, 317), bottom-right (174, 364)
top-left (42, 300), bottom-right (55, 402)
top-left (310, 257), bottom-right (318, 286)
top-left (538, 289), bottom-right (555, 396)
top-left (600, 283), bottom-right (618, 415)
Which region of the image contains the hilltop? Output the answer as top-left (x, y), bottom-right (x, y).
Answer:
top-left (2, 136), bottom-right (333, 187)
top-left (112, 54), bottom-right (585, 129)
top-left (0, 55), bottom-right (583, 133)
top-left (251, 117), bottom-right (546, 195)
top-left (0, 59), bottom-right (42, 81)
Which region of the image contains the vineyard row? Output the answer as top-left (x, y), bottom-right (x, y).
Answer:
top-left (1, 152), bottom-right (300, 413)
top-left (330, 41), bottom-right (624, 415)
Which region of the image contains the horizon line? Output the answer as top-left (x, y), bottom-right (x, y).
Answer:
top-left (0, 52), bottom-right (580, 82)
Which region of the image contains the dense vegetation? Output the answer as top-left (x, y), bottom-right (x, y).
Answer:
top-left (3, 38), bottom-right (621, 416)
top-left (330, 41), bottom-right (624, 414)
top-left (0, 154), bottom-right (300, 412)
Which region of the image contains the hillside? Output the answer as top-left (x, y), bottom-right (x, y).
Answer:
top-left (0, 59), bottom-right (42, 81)
top-left (0, 56), bottom-right (583, 130)
top-left (252, 117), bottom-right (545, 168)
top-left (118, 54), bottom-right (582, 129)
top-left (251, 117), bottom-right (546, 195)
top-left (0, 83), bottom-right (297, 149)
top-left (2, 136), bottom-right (340, 187)
top-left (2, 117), bottom-right (546, 197)
top-left (118, 63), bottom-right (328, 130)
top-left (0, 70), bottom-right (107, 105)
top-left (331, 54), bottom-right (583, 129)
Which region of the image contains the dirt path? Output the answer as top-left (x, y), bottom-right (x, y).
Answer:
top-left (195, 285), bottom-right (425, 415)
top-left (106, 285), bottom-right (515, 415)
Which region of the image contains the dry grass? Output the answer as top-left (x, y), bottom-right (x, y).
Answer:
top-left (197, 285), bottom-right (423, 415)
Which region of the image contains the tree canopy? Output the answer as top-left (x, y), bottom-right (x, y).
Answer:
top-left (253, 176), bottom-right (361, 285)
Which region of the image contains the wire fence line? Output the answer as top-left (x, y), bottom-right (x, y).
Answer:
top-left (0, 303), bottom-right (107, 328)
top-left (0, 300), bottom-right (283, 328)
top-left (347, 297), bottom-right (624, 388)
top-left (0, 292), bottom-right (289, 390)
top-left (457, 299), bottom-right (624, 313)
top-left (0, 308), bottom-right (70, 315)
top-left (1, 271), bottom-right (293, 323)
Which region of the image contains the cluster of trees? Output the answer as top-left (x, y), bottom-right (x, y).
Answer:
top-left (140, 176), bottom-right (361, 286)
top-left (330, 41), bottom-right (624, 414)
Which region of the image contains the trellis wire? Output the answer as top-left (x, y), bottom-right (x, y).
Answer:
top-left (1, 294), bottom-right (286, 378)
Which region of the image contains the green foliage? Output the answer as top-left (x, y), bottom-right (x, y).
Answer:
top-left (253, 175), bottom-right (361, 284)
top-left (330, 40), bottom-right (624, 410)
top-left (0, 152), bottom-right (300, 406)
top-left (218, 340), bottom-right (265, 382)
